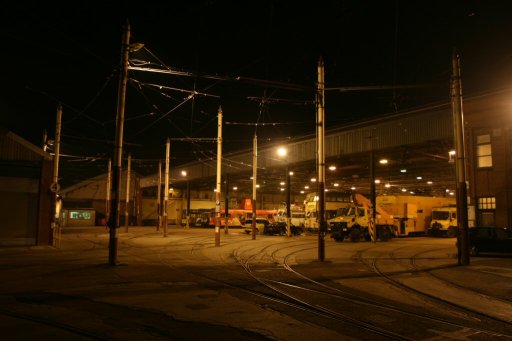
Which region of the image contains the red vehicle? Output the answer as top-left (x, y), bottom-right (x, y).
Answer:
top-left (208, 208), bottom-right (276, 228)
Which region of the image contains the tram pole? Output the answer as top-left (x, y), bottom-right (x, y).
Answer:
top-left (317, 57), bottom-right (326, 261)
top-left (252, 134), bottom-right (257, 240)
top-left (164, 138), bottom-right (170, 237)
top-left (125, 154), bottom-right (131, 232)
top-left (215, 107), bottom-right (223, 246)
top-left (108, 22), bottom-right (130, 266)
top-left (451, 49), bottom-right (470, 266)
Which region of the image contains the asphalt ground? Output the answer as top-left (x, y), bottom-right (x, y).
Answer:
top-left (0, 226), bottom-right (511, 340)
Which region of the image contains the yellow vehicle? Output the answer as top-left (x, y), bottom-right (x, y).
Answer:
top-left (428, 206), bottom-right (457, 237)
top-left (329, 194), bottom-right (456, 241)
top-left (303, 191), bottom-right (351, 232)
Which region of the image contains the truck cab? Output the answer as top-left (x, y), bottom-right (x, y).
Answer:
top-left (329, 204), bottom-right (394, 242)
top-left (428, 206), bottom-right (457, 237)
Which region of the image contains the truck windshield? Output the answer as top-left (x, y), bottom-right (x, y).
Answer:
top-left (326, 210), bottom-right (337, 219)
top-left (336, 207), bottom-right (349, 217)
top-left (432, 211), bottom-right (450, 220)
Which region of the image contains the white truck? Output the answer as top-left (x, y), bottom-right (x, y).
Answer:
top-left (303, 191), bottom-right (351, 232)
top-left (275, 204), bottom-right (306, 228)
top-left (329, 194), bottom-right (396, 242)
top-left (428, 206), bottom-right (457, 237)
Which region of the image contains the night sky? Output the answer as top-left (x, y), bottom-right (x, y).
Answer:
top-left (2, 1), bottom-right (512, 186)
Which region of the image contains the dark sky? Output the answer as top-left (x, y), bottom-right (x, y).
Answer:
top-left (2, 1), bottom-right (512, 185)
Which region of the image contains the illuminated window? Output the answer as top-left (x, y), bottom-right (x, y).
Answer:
top-left (476, 134), bottom-right (492, 168)
top-left (477, 197), bottom-right (496, 226)
top-left (478, 197), bottom-right (496, 210)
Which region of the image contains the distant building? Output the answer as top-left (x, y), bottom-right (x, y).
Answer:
top-left (59, 89), bottom-right (512, 230)
top-left (60, 170), bottom-right (139, 227)
top-left (0, 128), bottom-right (53, 245)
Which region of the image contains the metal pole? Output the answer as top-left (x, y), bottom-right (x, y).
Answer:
top-left (451, 49), bottom-right (470, 266)
top-left (186, 180), bottom-right (190, 228)
top-left (135, 176), bottom-right (141, 225)
top-left (51, 103), bottom-right (62, 247)
top-left (125, 154), bottom-right (131, 232)
top-left (317, 57), bottom-right (326, 261)
top-left (108, 22), bottom-right (130, 266)
top-left (106, 159), bottom-right (111, 228)
top-left (156, 160), bottom-right (161, 231)
top-left (224, 174), bottom-right (229, 234)
top-left (369, 150), bottom-right (376, 242)
top-left (164, 138), bottom-right (170, 237)
top-left (215, 106), bottom-right (223, 246)
top-left (252, 135), bottom-right (257, 240)
top-left (286, 165), bottom-right (291, 237)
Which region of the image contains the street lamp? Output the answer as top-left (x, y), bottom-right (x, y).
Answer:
top-left (277, 147), bottom-right (291, 237)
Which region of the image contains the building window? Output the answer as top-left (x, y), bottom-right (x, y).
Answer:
top-left (476, 134), bottom-right (492, 168)
top-left (477, 197), bottom-right (495, 226)
top-left (478, 197), bottom-right (496, 209)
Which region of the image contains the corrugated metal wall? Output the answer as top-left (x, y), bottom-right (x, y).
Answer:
top-left (164, 104), bottom-right (453, 182)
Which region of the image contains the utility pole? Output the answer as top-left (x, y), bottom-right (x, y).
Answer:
top-left (106, 159), bottom-right (111, 228)
top-left (317, 57), bottom-right (326, 261)
top-left (164, 138), bottom-right (170, 237)
top-left (215, 106), bottom-right (223, 246)
top-left (51, 103), bottom-right (62, 248)
top-left (125, 154), bottom-right (131, 232)
top-left (286, 165), bottom-right (291, 237)
top-left (252, 134), bottom-right (257, 240)
top-left (451, 49), bottom-right (470, 266)
top-left (186, 179), bottom-right (190, 229)
top-left (135, 176), bottom-right (141, 225)
top-left (224, 174), bottom-right (229, 234)
top-left (369, 150), bottom-right (376, 242)
top-left (156, 160), bottom-right (161, 231)
top-left (108, 22), bottom-right (130, 266)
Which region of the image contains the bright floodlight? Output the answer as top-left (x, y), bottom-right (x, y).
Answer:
top-left (277, 147), bottom-right (287, 157)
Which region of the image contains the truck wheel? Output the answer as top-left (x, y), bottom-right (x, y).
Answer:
top-left (349, 229), bottom-right (361, 242)
top-left (334, 235), bottom-right (344, 242)
top-left (446, 226), bottom-right (457, 238)
top-left (378, 229), bottom-right (391, 242)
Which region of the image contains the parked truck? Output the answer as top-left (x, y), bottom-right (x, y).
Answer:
top-left (275, 203), bottom-right (306, 228)
top-left (329, 193), bottom-right (396, 242)
top-left (428, 205), bottom-right (457, 237)
top-left (330, 194), bottom-right (456, 242)
top-left (304, 191), bottom-right (352, 232)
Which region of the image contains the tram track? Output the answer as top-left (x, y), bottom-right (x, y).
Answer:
top-left (355, 243), bottom-right (512, 337)
top-left (232, 240), bottom-right (512, 339)
top-left (2, 229), bottom-right (511, 340)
